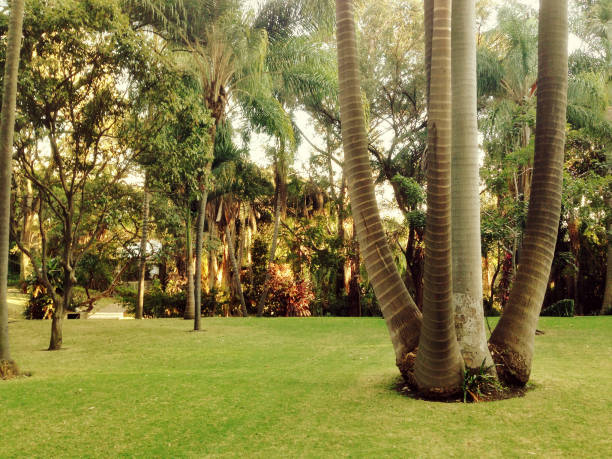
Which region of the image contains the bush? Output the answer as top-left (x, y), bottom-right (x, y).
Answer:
top-left (119, 280), bottom-right (186, 318)
top-left (541, 299), bottom-right (574, 317)
top-left (261, 263), bottom-right (313, 317)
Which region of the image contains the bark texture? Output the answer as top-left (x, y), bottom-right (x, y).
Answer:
top-left (489, 0), bottom-right (568, 385)
top-left (0, 0), bottom-right (25, 364)
top-left (414, 0), bottom-right (464, 395)
top-left (336, 0), bottom-right (422, 364)
top-left (451, 0), bottom-right (494, 371)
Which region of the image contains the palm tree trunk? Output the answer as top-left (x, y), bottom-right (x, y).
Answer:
top-left (0, 0), bottom-right (24, 371)
top-left (489, 0), bottom-right (568, 385)
top-left (136, 173), bottom-right (150, 320)
top-left (336, 0), bottom-right (422, 368)
top-left (184, 209), bottom-right (195, 320)
top-left (451, 0), bottom-right (494, 372)
top-left (194, 194), bottom-right (207, 330)
top-left (414, 0), bottom-right (464, 395)
top-left (226, 223), bottom-right (247, 317)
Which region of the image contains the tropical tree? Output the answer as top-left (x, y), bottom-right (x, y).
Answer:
top-left (335, 0), bottom-right (422, 370)
top-left (489, 0), bottom-right (569, 385)
top-left (413, 0), bottom-right (464, 394)
top-left (0, 0), bottom-right (25, 377)
top-left (136, 173), bottom-right (150, 320)
top-left (451, 0), bottom-right (494, 371)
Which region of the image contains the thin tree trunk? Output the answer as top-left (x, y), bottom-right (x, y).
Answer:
top-left (49, 266), bottom-right (73, 351)
top-left (226, 223), bottom-right (247, 317)
top-left (451, 0), bottom-right (495, 372)
top-left (490, 0), bottom-right (568, 386)
top-left (208, 221), bottom-right (218, 295)
top-left (19, 179), bottom-right (33, 289)
top-left (184, 209), bottom-right (195, 320)
top-left (136, 173), bottom-right (150, 320)
top-left (194, 194), bottom-right (207, 330)
top-left (414, 0), bottom-right (464, 395)
top-left (336, 0), bottom-right (422, 369)
top-left (0, 0), bottom-right (24, 371)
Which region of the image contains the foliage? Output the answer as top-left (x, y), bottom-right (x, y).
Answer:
top-left (260, 263), bottom-right (313, 317)
top-left (23, 259), bottom-right (61, 320)
top-left (541, 299), bottom-right (575, 318)
top-left (119, 280), bottom-right (186, 318)
top-left (75, 252), bottom-right (114, 293)
top-left (461, 361), bottom-right (501, 403)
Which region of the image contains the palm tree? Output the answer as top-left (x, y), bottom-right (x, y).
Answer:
top-left (0, 0), bottom-right (25, 376)
top-left (413, 0), bottom-right (464, 394)
top-left (489, 0), bottom-right (569, 385)
top-left (451, 0), bottom-right (495, 371)
top-left (335, 0), bottom-right (422, 368)
top-left (136, 173), bottom-right (150, 320)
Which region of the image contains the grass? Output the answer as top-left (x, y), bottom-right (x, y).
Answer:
top-left (1, 316), bottom-right (611, 457)
top-left (6, 288), bottom-right (27, 320)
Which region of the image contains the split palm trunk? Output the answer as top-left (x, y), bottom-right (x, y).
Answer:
top-left (0, 0), bottom-right (25, 373)
top-left (489, 0), bottom-right (568, 385)
top-left (451, 0), bottom-right (494, 371)
top-left (335, 0), bottom-right (422, 367)
top-left (136, 173), bottom-right (150, 320)
top-left (414, 0), bottom-right (464, 395)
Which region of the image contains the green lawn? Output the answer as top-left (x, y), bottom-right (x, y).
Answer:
top-left (1, 317), bottom-right (611, 457)
top-left (6, 288), bottom-right (27, 320)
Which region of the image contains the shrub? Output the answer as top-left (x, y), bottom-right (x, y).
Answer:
top-left (75, 252), bottom-right (114, 292)
top-left (119, 280), bottom-right (186, 318)
top-left (261, 263), bottom-right (313, 317)
top-left (541, 299), bottom-right (574, 317)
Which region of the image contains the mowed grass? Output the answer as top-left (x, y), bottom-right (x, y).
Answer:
top-left (6, 288), bottom-right (27, 320)
top-left (1, 316), bottom-right (611, 457)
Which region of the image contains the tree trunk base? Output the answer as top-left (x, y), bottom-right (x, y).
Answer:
top-left (396, 351), bottom-right (418, 390)
top-left (0, 359), bottom-right (19, 379)
top-left (49, 316), bottom-right (63, 350)
top-left (488, 342), bottom-right (529, 387)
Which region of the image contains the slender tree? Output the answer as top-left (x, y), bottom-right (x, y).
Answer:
top-left (451, 0), bottom-right (495, 371)
top-left (489, 0), bottom-right (569, 385)
top-left (0, 0), bottom-right (25, 376)
top-left (136, 173), bottom-right (150, 320)
top-left (194, 196), bottom-right (206, 329)
top-left (335, 0), bottom-right (422, 368)
top-left (414, 0), bottom-right (464, 395)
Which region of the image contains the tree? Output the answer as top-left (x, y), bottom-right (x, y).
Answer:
top-left (11, 0), bottom-right (144, 350)
top-left (335, 0), bottom-right (422, 368)
top-left (413, 0), bottom-right (464, 395)
top-left (136, 173), bottom-right (150, 320)
top-left (489, 0), bottom-right (569, 385)
top-left (0, 0), bottom-right (25, 376)
top-left (451, 0), bottom-right (494, 371)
